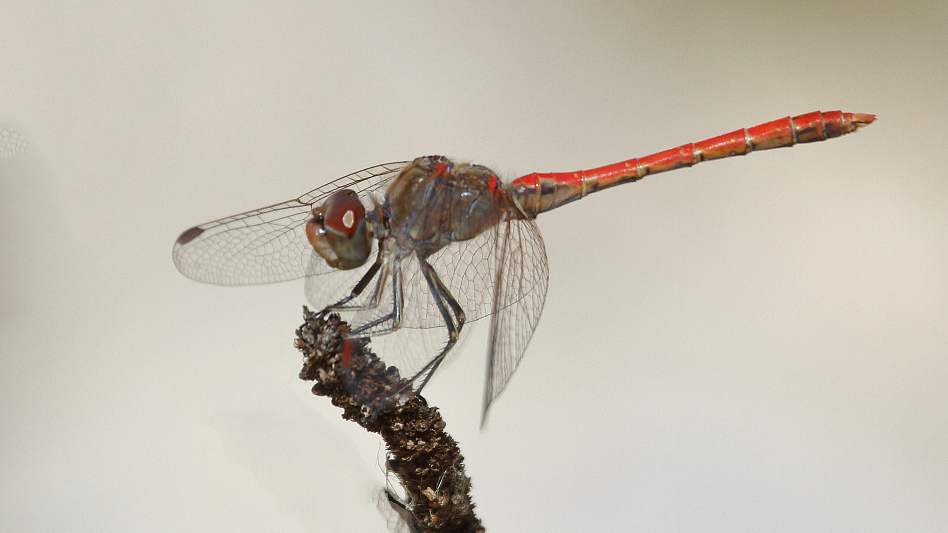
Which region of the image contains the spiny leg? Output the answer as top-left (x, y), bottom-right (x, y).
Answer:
top-left (348, 256), bottom-right (402, 336)
top-left (347, 256), bottom-right (464, 421)
top-left (327, 245), bottom-right (388, 311)
top-left (401, 255), bottom-right (467, 394)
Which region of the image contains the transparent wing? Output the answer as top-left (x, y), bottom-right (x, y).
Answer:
top-left (296, 161), bottom-right (410, 205)
top-left (346, 217), bottom-right (544, 332)
top-left (172, 161), bottom-right (409, 286)
top-left (0, 128), bottom-right (28, 158)
top-left (400, 227), bottom-right (502, 328)
top-left (482, 214), bottom-right (549, 416)
top-left (322, 211), bottom-right (548, 394)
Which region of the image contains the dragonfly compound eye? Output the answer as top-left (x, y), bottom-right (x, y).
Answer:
top-left (306, 190), bottom-right (372, 270)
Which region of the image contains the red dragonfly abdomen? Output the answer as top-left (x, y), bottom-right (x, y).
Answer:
top-left (510, 110), bottom-right (875, 215)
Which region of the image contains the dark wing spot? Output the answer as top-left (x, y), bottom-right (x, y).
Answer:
top-left (176, 226), bottom-right (205, 245)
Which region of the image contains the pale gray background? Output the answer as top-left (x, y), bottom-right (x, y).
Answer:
top-left (2, 2), bottom-right (946, 532)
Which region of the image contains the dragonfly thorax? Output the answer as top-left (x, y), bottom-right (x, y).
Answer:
top-left (384, 156), bottom-right (507, 255)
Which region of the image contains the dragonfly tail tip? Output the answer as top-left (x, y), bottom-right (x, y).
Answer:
top-left (851, 113), bottom-right (876, 127)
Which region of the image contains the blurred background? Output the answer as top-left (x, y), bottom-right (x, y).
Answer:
top-left (2, 2), bottom-right (946, 531)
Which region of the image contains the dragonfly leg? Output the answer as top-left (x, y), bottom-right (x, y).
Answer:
top-left (347, 256), bottom-right (403, 336)
top-left (327, 244), bottom-right (388, 311)
top-left (402, 255), bottom-right (467, 394)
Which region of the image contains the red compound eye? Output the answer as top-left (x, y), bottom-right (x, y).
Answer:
top-left (306, 190), bottom-right (372, 270)
top-left (323, 190), bottom-right (364, 238)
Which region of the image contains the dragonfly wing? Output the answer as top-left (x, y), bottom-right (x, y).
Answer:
top-left (482, 215), bottom-right (549, 417)
top-left (402, 226), bottom-right (498, 329)
top-left (172, 199), bottom-right (315, 285)
top-left (402, 211), bottom-right (546, 328)
top-left (172, 162), bottom-right (409, 286)
top-left (296, 161), bottom-right (410, 204)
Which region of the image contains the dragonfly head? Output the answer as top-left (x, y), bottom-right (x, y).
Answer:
top-left (306, 190), bottom-right (372, 270)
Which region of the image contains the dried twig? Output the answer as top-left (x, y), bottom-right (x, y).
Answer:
top-left (295, 308), bottom-right (485, 533)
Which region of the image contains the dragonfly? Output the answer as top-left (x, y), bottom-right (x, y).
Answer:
top-left (173, 110), bottom-right (874, 417)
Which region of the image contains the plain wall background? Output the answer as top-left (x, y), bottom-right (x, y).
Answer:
top-left (2, 2), bottom-right (946, 531)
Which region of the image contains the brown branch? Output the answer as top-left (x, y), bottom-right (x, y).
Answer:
top-left (295, 308), bottom-right (485, 533)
